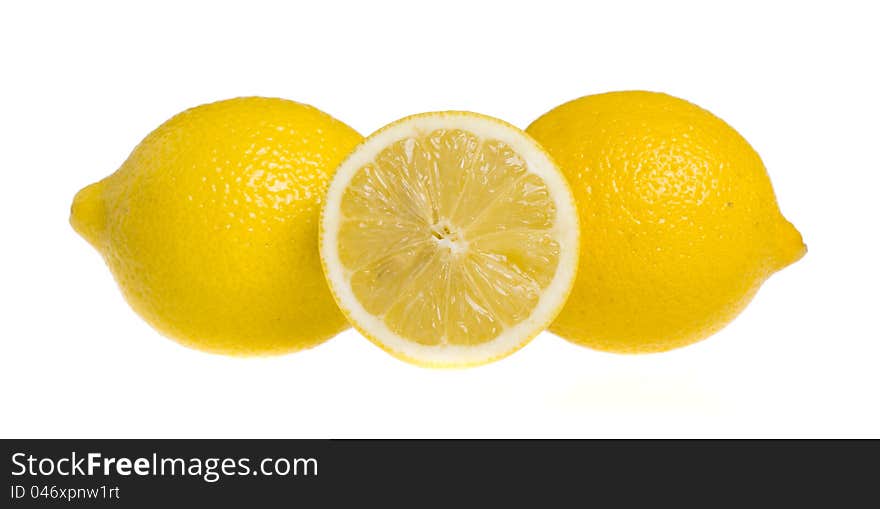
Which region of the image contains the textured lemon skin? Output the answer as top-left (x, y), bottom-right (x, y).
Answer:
top-left (70, 97), bottom-right (363, 355)
top-left (527, 91), bottom-right (805, 353)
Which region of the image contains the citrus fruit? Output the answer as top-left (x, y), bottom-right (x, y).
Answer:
top-left (526, 91), bottom-right (806, 353)
top-left (70, 97), bottom-right (363, 355)
top-left (320, 112), bottom-right (580, 367)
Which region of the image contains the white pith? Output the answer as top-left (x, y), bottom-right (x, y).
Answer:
top-left (321, 112), bottom-right (579, 365)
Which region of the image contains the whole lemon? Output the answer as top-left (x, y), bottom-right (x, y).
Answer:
top-left (527, 91), bottom-right (805, 353)
top-left (71, 97), bottom-right (363, 355)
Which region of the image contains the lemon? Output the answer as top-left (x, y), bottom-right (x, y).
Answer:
top-left (527, 91), bottom-right (805, 353)
top-left (320, 112), bottom-right (579, 367)
top-left (70, 97), bottom-right (363, 355)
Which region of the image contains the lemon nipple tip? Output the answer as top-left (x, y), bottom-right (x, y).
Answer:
top-left (70, 180), bottom-right (107, 249)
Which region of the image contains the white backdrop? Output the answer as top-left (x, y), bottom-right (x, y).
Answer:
top-left (1, 1), bottom-right (877, 438)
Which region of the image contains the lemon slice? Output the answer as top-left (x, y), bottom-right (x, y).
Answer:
top-left (320, 112), bottom-right (579, 367)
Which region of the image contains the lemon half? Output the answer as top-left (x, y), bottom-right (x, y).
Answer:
top-left (320, 112), bottom-right (579, 367)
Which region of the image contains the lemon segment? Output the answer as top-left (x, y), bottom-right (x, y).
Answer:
top-left (321, 112), bottom-right (579, 367)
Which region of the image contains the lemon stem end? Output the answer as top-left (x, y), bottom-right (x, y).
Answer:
top-left (70, 180), bottom-right (107, 249)
top-left (773, 218), bottom-right (807, 271)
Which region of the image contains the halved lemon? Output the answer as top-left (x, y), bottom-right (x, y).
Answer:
top-left (320, 112), bottom-right (579, 367)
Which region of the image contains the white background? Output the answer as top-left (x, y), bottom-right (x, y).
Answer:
top-left (1, 1), bottom-right (877, 438)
